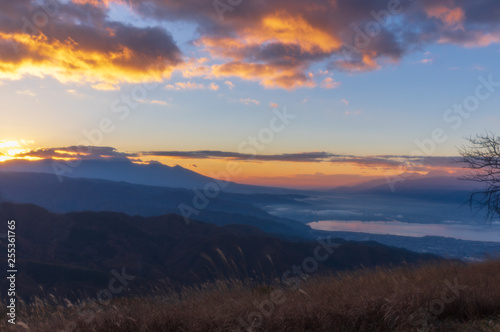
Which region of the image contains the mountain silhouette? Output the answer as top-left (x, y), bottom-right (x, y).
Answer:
top-left (0, 203), bottom-right (440, 300)
top-left (0, 171), bottom-right (310, 239)
top-left (0, 158), bottom-right (294, 194)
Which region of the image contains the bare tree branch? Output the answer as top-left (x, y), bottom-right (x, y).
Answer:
top-left (458, 132), bottom-right (500, 222)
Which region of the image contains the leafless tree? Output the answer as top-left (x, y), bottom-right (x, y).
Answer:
top-left (459, 132), bottom-right (500, 222)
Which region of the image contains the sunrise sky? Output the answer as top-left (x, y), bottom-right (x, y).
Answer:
top-left (0, 0), bottom-right (499, 187)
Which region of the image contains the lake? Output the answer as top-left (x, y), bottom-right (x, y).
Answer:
top-left (308, 220), bottom-right (500, 242)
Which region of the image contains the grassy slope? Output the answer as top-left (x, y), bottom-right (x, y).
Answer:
top-left (3, 259), bottom-right (500, 332)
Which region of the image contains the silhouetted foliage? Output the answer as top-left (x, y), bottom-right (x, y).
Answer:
top-left (459, 132), bottom-right (500, 221)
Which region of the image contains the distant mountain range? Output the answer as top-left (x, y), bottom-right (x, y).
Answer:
top-left (0, 158), bottom-right (296, 194)
top-left (330, 173), bottom-right (483, 203)
top-left (332, 172), bottom-right (482, 192)
top-left (0, 171), bottom-right (310, 240)
top-left (0, 203), bottom-right (440, 299)
top-left (0, 159), bottom-right (487, 237)
top-left (0, 158), bottom-right (482, 197)
top-left (0, 158), bottom-right (213, 188)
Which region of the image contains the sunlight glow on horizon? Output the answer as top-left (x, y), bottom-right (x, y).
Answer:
top-left (0, 141), bottom-right (466, 187)
top-left (1, 0), bottom-right (499, 187)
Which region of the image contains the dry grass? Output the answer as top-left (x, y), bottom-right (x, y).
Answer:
top-left (3, 259), bottom-right (500, 332)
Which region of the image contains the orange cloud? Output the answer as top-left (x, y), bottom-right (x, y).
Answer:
top-left (426, 5), bottom-right (465, 30)
top-left (164, 81), bottom-right (220, 91)
top-left (198, 11), bottom-right (341, 56)
top-left (211, 62), bottom-right (315, 89)
top-left (439, 31), bottom-right (500, 48)
top-left (243, 11), bottom-right (341, 53)
top-left (198, 3), bottom-right (401, 88)
top-left (178, 58), bottom-right (211, 78)
top-left (335, 53), bottom-right (380, 72)
top-left (71, 0), bottom-right (118, 7)
top-left (196, 38), bottom-right (248, 61)
top-left (2, 0), bottom-right (499, 91)
top-left (321, 77), bottom-right (341, 89)
top-left (195, 10), bottom-right (342, 89)
top-left (0, 32), bottom-right (179, 88)
top-left (192, 46), bottom-right (316, 89)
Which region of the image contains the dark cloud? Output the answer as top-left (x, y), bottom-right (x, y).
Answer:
top-left (124, 0), bottom-right (499, 86)
top-left (19, 146), bottom-right (138, 159)
top-left (1, 0), bottom-right (499, 88)
top-left (12, 145), bottom-right (464, 172)
top-left (0, 0), bottom-right (182, 86)
top-left (141, 150), bottom-right (461, 168)
top-left (330, 155), bottom-right (461, 169)
top-left (142, 150), bottom-right (340, 162)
